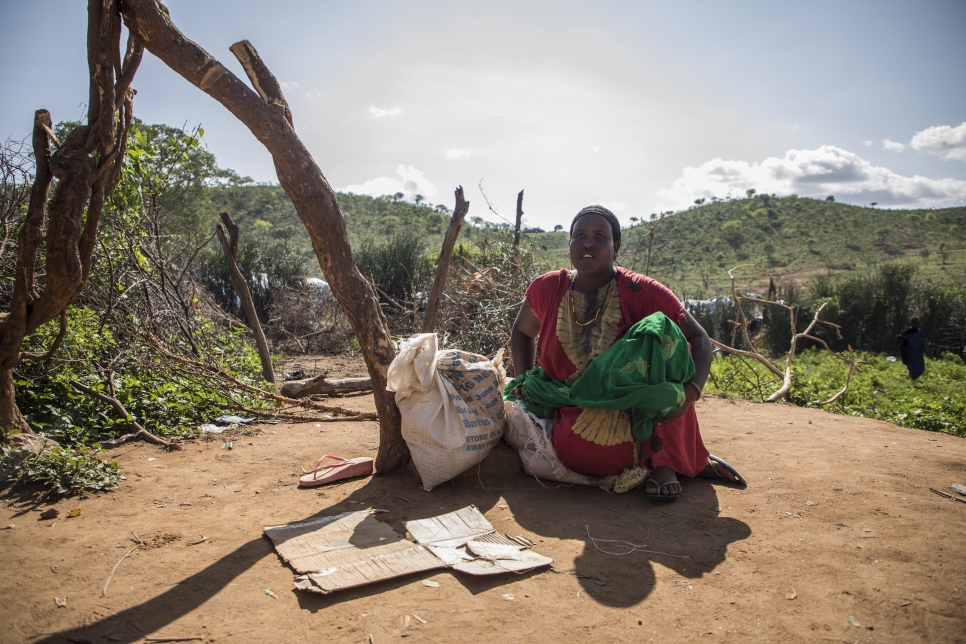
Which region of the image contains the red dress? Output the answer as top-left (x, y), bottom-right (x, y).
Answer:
top-left (525, 267), bottom-right (710, 478)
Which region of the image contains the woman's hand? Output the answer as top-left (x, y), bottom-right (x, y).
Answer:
top-left (655, 382), bottom-right (699, 426)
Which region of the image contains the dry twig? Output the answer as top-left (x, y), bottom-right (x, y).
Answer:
top-left (102, 544), bottom-right (139, 597)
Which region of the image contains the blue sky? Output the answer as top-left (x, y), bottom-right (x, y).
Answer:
top-left (2, 0), bottom-right (964, 229)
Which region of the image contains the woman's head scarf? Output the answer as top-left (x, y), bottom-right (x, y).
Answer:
top-left (570, 205), bottom-right (621, 245)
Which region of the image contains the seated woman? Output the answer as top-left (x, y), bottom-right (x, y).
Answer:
top-left (509, 205), bottom-right (745, 500)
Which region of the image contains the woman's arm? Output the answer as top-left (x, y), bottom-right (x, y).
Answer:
top-left (510, 300), bottom-right (541, 377)
top-left (656, 309), bottom-right (712, 425)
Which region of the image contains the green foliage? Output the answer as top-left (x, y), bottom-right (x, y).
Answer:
top-left (708, 350), bottom-right (966, 437)
top-left (15, 308), bottom-right (268, 444)
top-left (0, 442), bottom-right (120, 494)
top-left (198, 232), bottom-right (307, 322)
top-left (742, 262), bottom-right (965, 358)
top-left (355, 231), bottom-right (432, 307)
top-left (120, 119), bottom-right (251, 246)
top-left (613, 196), bottom-right (966, 294)
top-left (822, 262), bottom-right (917, 353)
top-left (720, 219), bottom-right (744, 248)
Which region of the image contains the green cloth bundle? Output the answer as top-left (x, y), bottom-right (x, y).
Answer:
top-left (504, 312), bottom-right (695, 441)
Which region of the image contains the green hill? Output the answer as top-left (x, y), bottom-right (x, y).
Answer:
top-left (207, 186), bottom-right (966, 293)
top-left (621, 195), bottom-right (966, 294)
top-left (208, 186), bottom-right (496, 275)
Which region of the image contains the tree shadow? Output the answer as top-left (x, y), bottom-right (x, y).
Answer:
top-left (37, 444), bottom-right (750, 641)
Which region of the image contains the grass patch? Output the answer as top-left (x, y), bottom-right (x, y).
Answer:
top-left (708, 349), bottom-right (966, 437)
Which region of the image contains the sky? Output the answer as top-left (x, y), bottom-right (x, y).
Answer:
top-left (2, 0), bottom-right (965, 230)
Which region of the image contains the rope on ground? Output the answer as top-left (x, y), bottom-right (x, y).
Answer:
top-left (584, 525), bottom-right (689, 558)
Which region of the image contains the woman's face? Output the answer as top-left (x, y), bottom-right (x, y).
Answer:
top-left (569, 213), bottom-right (620, 278)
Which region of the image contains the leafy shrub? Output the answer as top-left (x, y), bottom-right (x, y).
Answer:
top-left (0, 442), bottom-right (120, 494)
top-left (198, 233), bottom-right (306, 323)
top-left (354, 231), bottom-right (432, 309)
top-left (15, 307), bottom-right (268, 444)
top-left (915, 283), bottom-right (966, 357)
top-left (708, 349), bottom-right (966, 437)
top-left (721, 220), bottom-right (744, 248)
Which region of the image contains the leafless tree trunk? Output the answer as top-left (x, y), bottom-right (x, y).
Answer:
top-left (0, 1), bottom-right (140, 436)
top-left (120, 1), bottom-right (409, 471)
top-left (0, 136), bottom-right (33, 260)
top-left (215, 212), bottom-right (276, 385)
top-left (422, 187), bottom-right (469, 333)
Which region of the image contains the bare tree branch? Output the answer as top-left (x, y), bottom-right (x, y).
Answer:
top-left (69, 380), bottom-right (173, 448)
top-left (20, 309), bottom-right (68, 362)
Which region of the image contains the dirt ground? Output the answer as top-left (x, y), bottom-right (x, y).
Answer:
top-left (2, 354), bottom-right (965, 644)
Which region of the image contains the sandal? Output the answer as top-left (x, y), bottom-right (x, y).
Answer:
top-left (704, 454), bottom-right (747, 488)
top-left (298, 455), bottom-right (373, 488)
top-left (643, 472), bottom-right (680, 502)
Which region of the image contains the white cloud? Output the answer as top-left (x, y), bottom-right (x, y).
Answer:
top-left (369, 106), bottom-right (402, 117)
top-left (882, 139), bottom-right (906, 152)
top-left (341, 164), bottom-right (437, 201)
top-left (657, 145), bottom-right (966, 210)
top-left (592, 146), bottom-right (603, 153)
top-left (598, 201), bottom-right (627, 213)
top-left (445, 148), bottom-right (470, 159)
top-left (862, 140), bottom-right (874, 146)
top-left (910, 121), bottom-right (966, 161)
top-left (280, 81), bottom-right (300, 91)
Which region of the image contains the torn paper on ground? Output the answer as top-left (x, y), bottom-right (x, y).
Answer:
top-left (264, 505), bottom-right (552, 594)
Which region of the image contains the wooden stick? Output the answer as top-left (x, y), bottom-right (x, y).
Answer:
top-left (216, 212), bottom-right (276, 385)
top-left (102, 544), bottom-right (139, 597)
top-left (422, 186), bottom-right (469, 333)
top-left (513, 189), bottom-right (524, 250)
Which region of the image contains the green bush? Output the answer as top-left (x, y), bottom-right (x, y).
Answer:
top-left (0, 442), bottom-right (120, 494)
top-left (15, 307), bottom-right (268, 445)
top-left (198, 233), bottom-right (306, 323)
top-left (708, 349), bottom-right (966, 437)
top-left (355, 231), bottom-right (432, 308)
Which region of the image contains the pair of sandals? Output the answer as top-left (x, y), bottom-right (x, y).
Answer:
top-left (643, 454), bottom-right (746, 502)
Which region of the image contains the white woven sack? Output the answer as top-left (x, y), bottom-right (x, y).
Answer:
top-left (504, 401), bottom-right (596, 486)
top-left (387, 333), bottom-right (507, 491)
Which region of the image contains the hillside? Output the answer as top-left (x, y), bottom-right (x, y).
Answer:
top-left (208, 186), bottom-right (494, 275)
top-left (625, 195), bottom-right (966, 294)
top-left (207, 186), bottom-right (966, 292)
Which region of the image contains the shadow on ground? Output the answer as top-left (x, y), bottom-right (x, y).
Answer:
top-left (37, 443), bottom-right (750, 642)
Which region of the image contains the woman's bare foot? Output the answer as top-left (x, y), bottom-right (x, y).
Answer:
top-left (643, 465), bottom-right (681, 499)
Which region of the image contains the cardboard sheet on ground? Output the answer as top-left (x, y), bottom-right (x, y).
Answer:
top-left (264, 505), bottom-right (552, 594)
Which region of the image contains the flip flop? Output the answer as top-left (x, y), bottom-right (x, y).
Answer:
top-left (299, 455), bottom-right (374, 487)
top-left (706, 454), bottom-right (747, 488)
top-left (642, 477), bottom-right (680, 502)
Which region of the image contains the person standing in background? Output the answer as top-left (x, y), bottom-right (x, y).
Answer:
top-left (897, 316), bottom-right (926, 380)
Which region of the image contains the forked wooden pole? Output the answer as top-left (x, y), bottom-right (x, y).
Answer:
top-left (215, 211), bottom-right (276, 385)
top-left (422, 186), bottom-right (469, 333)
